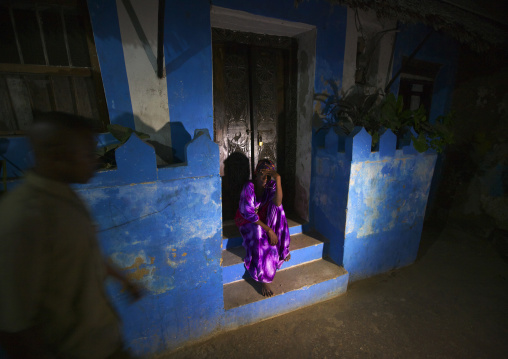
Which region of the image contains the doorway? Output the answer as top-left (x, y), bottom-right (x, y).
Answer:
top-left (212, 28), bottom-right (298, 220)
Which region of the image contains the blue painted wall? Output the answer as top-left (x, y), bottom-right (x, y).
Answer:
top-left (344, 129), bottom-right (437, 281)
top-left (77, 131), bottom-right (223, 355)
top-left (311, 128), bottom-right (437, 281)
top-left (163, 0), bottom-right (214, 162)
top-left (310, 129), bottom-right (351, 265)
top-left (2, 130), bottom-right (224, 356)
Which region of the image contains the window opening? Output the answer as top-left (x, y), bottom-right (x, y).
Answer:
top-left (398, 57), bottom-right (441, 114)
top-left (0, 0), bottom-right (108, 134)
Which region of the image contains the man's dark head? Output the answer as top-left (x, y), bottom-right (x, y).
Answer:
top-left (28, 112), bottom-right (97, 184)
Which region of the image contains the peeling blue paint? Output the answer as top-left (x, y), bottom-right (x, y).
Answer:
top-left (311, 128), bottom-right (437, 281)
top-left (75, 129), bottom-right (223, 355)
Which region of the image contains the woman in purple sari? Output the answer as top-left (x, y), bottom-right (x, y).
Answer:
top-left (235, 159), bottom-right (291, 297)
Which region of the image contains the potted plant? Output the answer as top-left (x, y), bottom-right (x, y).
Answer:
top-left (315, 83), bottom-right (454, 152)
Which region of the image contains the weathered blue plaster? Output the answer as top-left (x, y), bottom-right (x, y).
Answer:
top-left (76, 130), bottom-right (224, 354)
top-left (2, 130), bottom-right (224, 355)
top-left (311, 128), bottom-right (437, 280)
top-left (310, 131), bottom-right (351, 265)
top-left (345, 152), bottom-right (436, 281)
top-left (116, 135), bottom-right (157, 183)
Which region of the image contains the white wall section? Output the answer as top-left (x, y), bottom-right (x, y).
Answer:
top-left (342, 7), bottom-right (397, 93)
top-left (117, 0), bottom-right (172, 164)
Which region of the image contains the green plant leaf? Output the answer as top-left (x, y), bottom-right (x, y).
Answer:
top-left (108, 124), bottom-right (134, 142)
top-left (411, 133), bottom-right (429, 153)
top-left (95, 124), bottom-right (151, 169)
top-left (315, 84), bottom-right (454, 153)
top-left (396, 95), bottom-right (404, 113)
top-left (95, 143), bottom-right (121, 157)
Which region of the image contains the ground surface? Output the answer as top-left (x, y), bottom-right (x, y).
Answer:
top-left (155, 221), bottom-right (508, 359)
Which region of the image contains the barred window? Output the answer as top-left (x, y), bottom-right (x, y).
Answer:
top-left (0, 0), bottom-right (108, 134)
top-left (398, 57), bottom-right (442, 114)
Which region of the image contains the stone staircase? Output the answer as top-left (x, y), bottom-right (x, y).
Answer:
top-left (221, 217), bottom-right (349, 324)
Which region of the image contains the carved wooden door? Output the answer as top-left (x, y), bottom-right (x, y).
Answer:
top-left (213, 44), bottom-right (282, 176)
top-left (213, 29), bottom-right (297, 219)
top-left (251, 47), bottom-right (281, 173)
top-left (213, 44), bottom-right (252, 176)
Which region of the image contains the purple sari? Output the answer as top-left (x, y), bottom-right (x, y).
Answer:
top-left (235, 180), bottom-right (290, 283)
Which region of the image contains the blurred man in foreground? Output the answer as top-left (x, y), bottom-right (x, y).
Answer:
top-left (0, 113), bottom-right (140, 358)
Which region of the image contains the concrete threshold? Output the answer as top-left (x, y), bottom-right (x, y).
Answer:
top-left (223, 258), bottom-right (347, 310)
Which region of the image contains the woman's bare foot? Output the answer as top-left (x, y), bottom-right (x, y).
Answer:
top-left (284, 253), bottom-right (291, 262)
top-left (261, 282), bottom-right (273, 297)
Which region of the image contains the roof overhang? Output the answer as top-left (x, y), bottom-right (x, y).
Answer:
top-left (303, 0), bottom-right (508, 52)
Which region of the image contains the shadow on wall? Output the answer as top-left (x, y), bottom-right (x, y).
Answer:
top-left (144, 122), bottom-right (192, 164)
top-left (118, 0), bottom-right (211, 76)
top-left (223, 152), bottom-right (250, 220)
top-left (164, 1), bottom-right (211, 74)
top-left (128, 111), bottom-right (191, 165)
top-left (168, 122), bottom-right (191, 163)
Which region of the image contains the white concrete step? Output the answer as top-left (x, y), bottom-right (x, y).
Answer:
top-left (223, 258), bottom-right (348, 311)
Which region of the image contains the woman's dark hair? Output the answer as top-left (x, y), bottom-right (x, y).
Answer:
top-left (253, 158), bottom-right (275, 179)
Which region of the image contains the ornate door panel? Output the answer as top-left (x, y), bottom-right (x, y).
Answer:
top-left (213, 28), bottom-right (297, 219)
top-left (213, 44), bottom-right (251, 176)
top-left (251, 47), bottom-right (280, 169)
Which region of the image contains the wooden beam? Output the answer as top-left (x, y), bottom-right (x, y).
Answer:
top-left (0, 63), bottom-right (92, 77)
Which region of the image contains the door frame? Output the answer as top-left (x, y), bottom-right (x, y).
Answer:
top-left (211, 6), bottom-right (316, 221)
